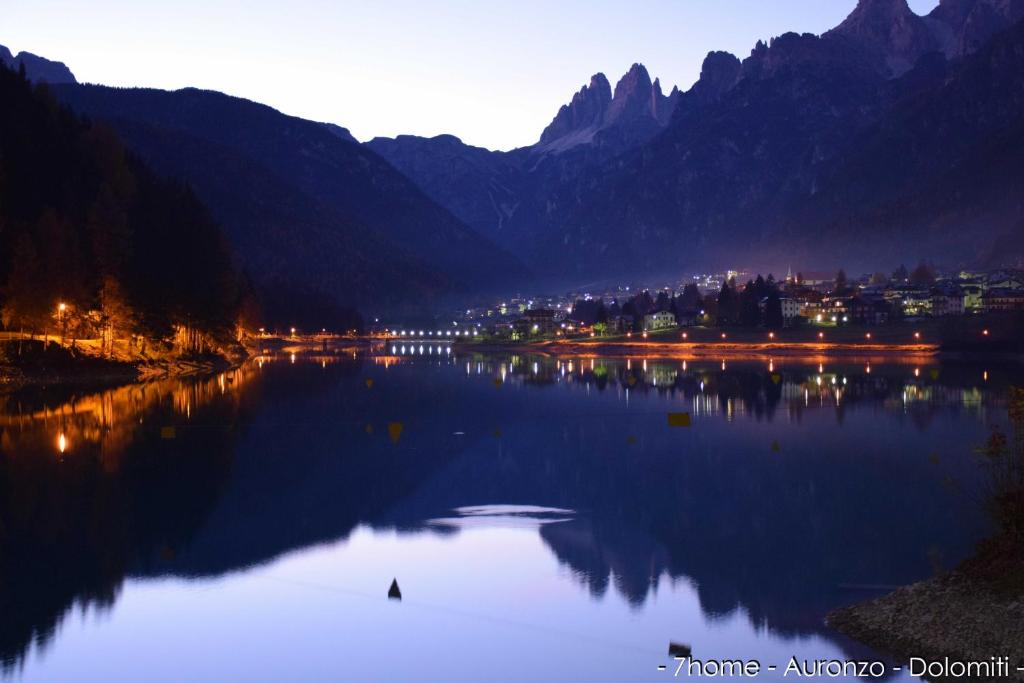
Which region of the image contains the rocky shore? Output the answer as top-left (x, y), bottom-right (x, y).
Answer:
top-left (828, 545), bottom-right (1024, 681)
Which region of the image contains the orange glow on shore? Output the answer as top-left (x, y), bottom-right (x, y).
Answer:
top-left (501, 339), bottom-right (939, 366)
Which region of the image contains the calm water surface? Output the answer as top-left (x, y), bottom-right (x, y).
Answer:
top-left (0, 347), bottom-right (1017, 681)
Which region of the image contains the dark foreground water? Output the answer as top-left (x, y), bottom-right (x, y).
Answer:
top-left (0, 346), bottom-right (1017, 681)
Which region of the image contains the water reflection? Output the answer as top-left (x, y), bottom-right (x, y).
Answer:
top-left (0, 350), bottom-right (1016, 679)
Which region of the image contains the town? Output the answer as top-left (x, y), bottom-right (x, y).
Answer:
top-left (379, 265), bottom-right (1024, 344)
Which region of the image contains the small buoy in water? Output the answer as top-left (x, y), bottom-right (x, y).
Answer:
top-left (388, 578), bottom-right (402, 600)
top-left (771, 440), bottom-right (781, 453)
top-left (366, 378), bottom-right (374, 389)
top-left (668, 642), bottom-right (692, 659)
top-left (667, 412), bottom-right (691, 428)
top-left (388, 422), bottom-right (403, 443)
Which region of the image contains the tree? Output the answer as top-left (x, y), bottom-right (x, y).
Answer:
top-left (765, 291), bottom-right (784, 330)
top-left (0, 61), bottom-right (242, 355)
top-left (1, 235), bottom-right (48, 338)
top-left (893, 264), bottom-right (909, 282)
top-left (910, 261), bottom-right (936, 286)
top-left (753, 274), bottom-right (767, 299)
top-left (99, 275), bottom-right (135, 357)
top-left (739, 281), bottom-right (761, 327)
top-left (680, 283), bottom-right (701, 311)
top-left (716, 282), bottom-right (737, 326)
top-left (870, 272), bottom-right (889, 285)
top-left (834, 269), bottom-right (849, 294)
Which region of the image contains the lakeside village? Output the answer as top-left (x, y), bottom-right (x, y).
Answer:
top-left (379, 265), bottom-right (1024, 344)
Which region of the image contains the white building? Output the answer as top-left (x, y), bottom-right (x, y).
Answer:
top-left (779, 297), bottom-right (801, 323)
top-left (643, 311), bottom-right (676, 331)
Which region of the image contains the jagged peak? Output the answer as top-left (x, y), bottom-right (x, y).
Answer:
top-left (587, 72), bottom-right (611, 95)
top-left (613, 63), bottom-right (652, 96)
top-left (833, 0), bottom-right (921, 35)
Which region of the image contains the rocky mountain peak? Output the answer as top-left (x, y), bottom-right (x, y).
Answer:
top-left (606, 63), bottom-right (655, 124)
top-left (828, 0), bottom-right (939, 76)
top-left (0, 44), bottom-right (77, 84)
top-left (538, 72), bottom-right (612, 146)
top-left (697, 51), bottom-right (742, 99)
top-left (537, 63), bottom-right (677, 152)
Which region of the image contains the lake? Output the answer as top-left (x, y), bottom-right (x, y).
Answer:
top-left (0, 346), bottom-right (1016, 681)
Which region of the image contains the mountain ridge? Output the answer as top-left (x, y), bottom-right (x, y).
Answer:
top-left (53, 83), bottom-right (526, 314)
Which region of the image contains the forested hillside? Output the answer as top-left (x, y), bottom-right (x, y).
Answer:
top-left (0, 63), bottom-right (239, 349)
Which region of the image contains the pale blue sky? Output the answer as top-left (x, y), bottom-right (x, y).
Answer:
top-left (5, 0), bottom-right (939, 150)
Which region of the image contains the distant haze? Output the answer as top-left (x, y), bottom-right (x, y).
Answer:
top-left (6, 0), bottom-right (939, 151)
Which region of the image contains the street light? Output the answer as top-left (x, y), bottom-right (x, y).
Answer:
top-left (57, 302), bottom-right (68, 346)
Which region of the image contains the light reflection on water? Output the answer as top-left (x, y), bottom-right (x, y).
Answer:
top-left (0, 348), bottom-right (1017, 681)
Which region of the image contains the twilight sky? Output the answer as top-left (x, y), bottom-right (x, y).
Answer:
top-left (6, 0), bottom-right (939, 150)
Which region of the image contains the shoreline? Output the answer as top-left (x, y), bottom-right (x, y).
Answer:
top-left (827, 527), bottom-right (1024, 680)
top-left (0, 348), bottom-right (245, 393)
top-left (446, 339), bottom-right (950, 360)
top-left (827, 570), bottom-right (1024, 681)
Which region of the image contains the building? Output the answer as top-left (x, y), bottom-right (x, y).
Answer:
top-left (848, 295), bottom-right (891, 325)
top-left (759, 297), bottom-right (802, 326)
top-left (931, 288), bottom-right (964, 317)
top-left (779, 297), bottom-right (801, 323)
top-left (512, 308), bottom-right (557, 339)
top-left (957, 278), bottom-right (986, 312)
top-left (987, 271), bottom-right (1024, 290)
top-left (524, 308), bottom-right (557, 333)
top-left (643, 310), bottom-right (676, 331)
top-left (983, 288), bottom-right (1024, 313)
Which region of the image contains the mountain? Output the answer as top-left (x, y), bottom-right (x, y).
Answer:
top-left (826, 0), bottom-right (943, 76)
top-left (373, 0), bottom-right (1024, 280)
top-left (545, 13), bottom-right (1024, 276)
top-left (52, 84), bottom-right (526, 314)
top-left (790, 15), bottom-right (1024, 263)
top-left (367, 63), bottom-right (679, 251)
top-left (536, 64), bottom-right (679, 154)
top-left (0, 44), bottom-right (76, 84)
top-left (365, 134), bottom-right (526, 250)
top-left (929, 0), bottom-right (1024, 56)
